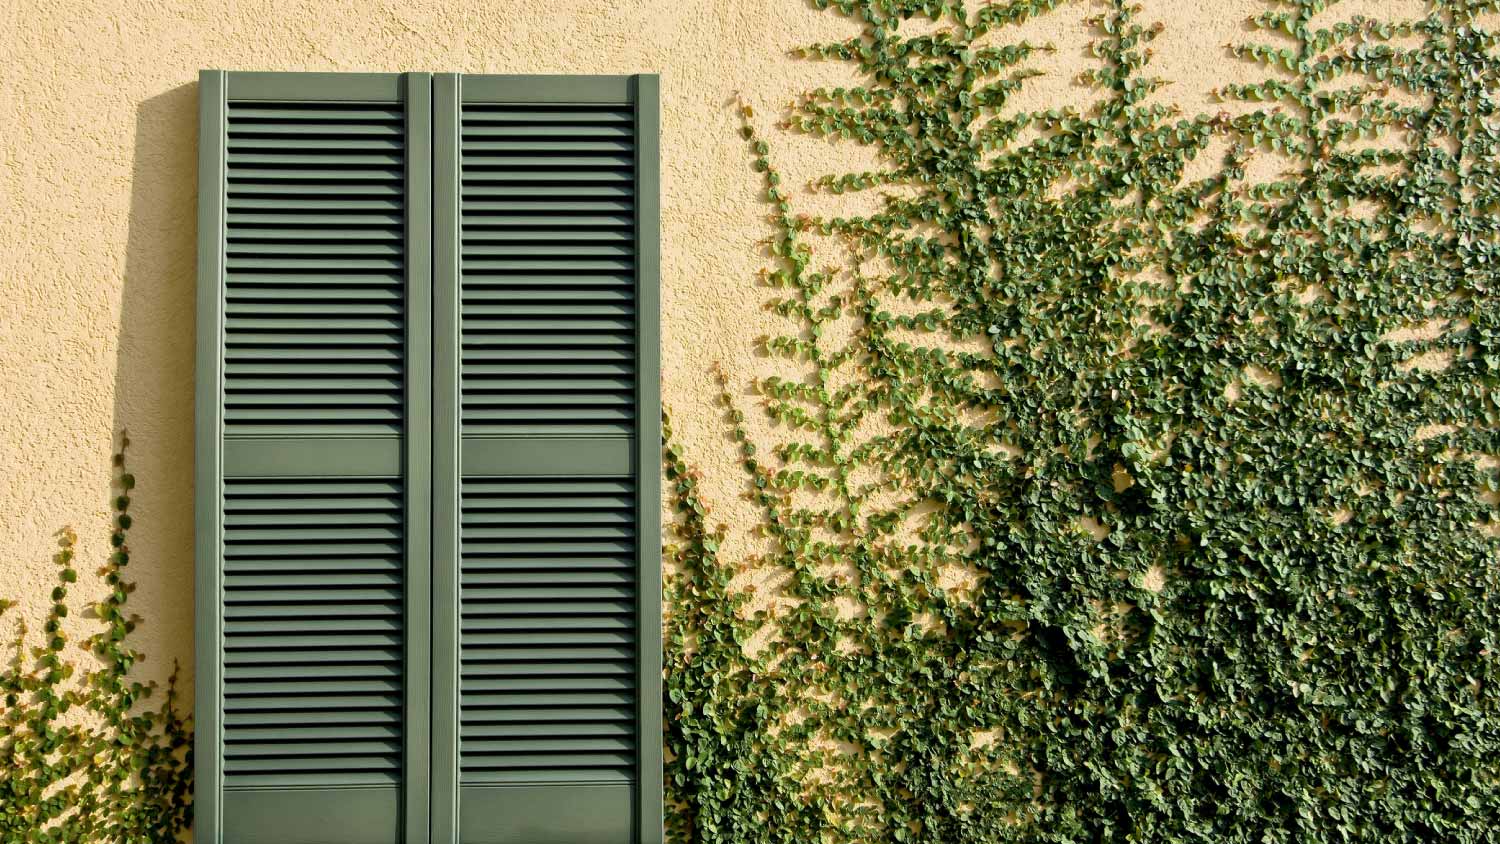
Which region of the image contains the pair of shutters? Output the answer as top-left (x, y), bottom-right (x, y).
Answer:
top-left (194, 71), bottom-right (661, 844)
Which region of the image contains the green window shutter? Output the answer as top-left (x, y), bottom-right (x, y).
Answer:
top-left (198, 70), bottom-right (658, 844)
top-left (196, 71), bottom-right (432, 844)
top-left (429, 73), bottom-right (661, 844)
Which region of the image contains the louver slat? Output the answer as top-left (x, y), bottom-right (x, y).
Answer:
top-left (223, 101), bottom-right (406, 438)
top-left (459, 479), bottom-right (637, 784)
top-left (459, 103), bottom-right (637, 437)
top-left (221, 479), bottom-right (404, 787)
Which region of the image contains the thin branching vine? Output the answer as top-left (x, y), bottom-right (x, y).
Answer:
top-left (1, 434), bottom-right (193, 843)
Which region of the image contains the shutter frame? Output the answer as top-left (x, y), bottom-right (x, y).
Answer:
top-left (430, 70), bottom-right (462, 844)
top-left (194, 66), bottom-right (228, 844)
top-left (431, 72), bottom-right (662, 844)
top-left (633, 72), bottom-right (664, 844)
top-left (403, 70), bottom-right (436, 844)
top-left (196, 70), bottom-right (424, 844)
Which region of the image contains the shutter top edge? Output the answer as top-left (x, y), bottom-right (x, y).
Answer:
top-left (223, 72), bottom-right (406, 103)
top-left (211, 72), bottom-right (658, 106)
top-left (458, 75), bottom-right (638, 106)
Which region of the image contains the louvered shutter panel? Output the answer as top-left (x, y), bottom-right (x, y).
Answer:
top-left (429, 74), bottom-right (661, 844)
top-left (196, 72), bottom-right (432, 844)
top-left (199, 70), bottom-right (660, 844)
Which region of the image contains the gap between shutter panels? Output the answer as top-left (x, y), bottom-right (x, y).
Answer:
top-left (459, 103), bottom-right (638, 437)
top-left (221, 478), bottom-right (404, 787)
top-left (223, 101), bottom-right (406, 438)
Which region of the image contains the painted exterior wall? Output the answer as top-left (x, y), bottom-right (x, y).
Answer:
top-left (2, 0), bottom-right (1311, 714)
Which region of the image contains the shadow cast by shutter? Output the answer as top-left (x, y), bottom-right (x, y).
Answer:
top-left (112, 81), bottom-right (199, 706)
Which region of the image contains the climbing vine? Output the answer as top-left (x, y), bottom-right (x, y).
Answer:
top-left (665, 0), bottom-right (1500, 842)
top-left (0, 434), bottom-right (193, 842)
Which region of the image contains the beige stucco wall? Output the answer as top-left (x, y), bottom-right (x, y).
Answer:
top-left (1, 0), bottom-right (1348, 716)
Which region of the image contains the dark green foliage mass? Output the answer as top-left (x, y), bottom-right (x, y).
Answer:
top-left (665, 1), bottom-right (1500, 841)
top-left (1, 435), bottom-right (192, 842)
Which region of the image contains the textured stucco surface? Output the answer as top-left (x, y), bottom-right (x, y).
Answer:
top-left (0, 0), bottom-right (1313, 718)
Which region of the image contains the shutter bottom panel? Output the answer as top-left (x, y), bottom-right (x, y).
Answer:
top-left (459, 783), bottom-right (634, 844)
top-left (221, 478), bottom-right (405, 792)
top-left (223, 787), bottom-right (399, 844)
top-left (458, 477), bottom-right (638, 786)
